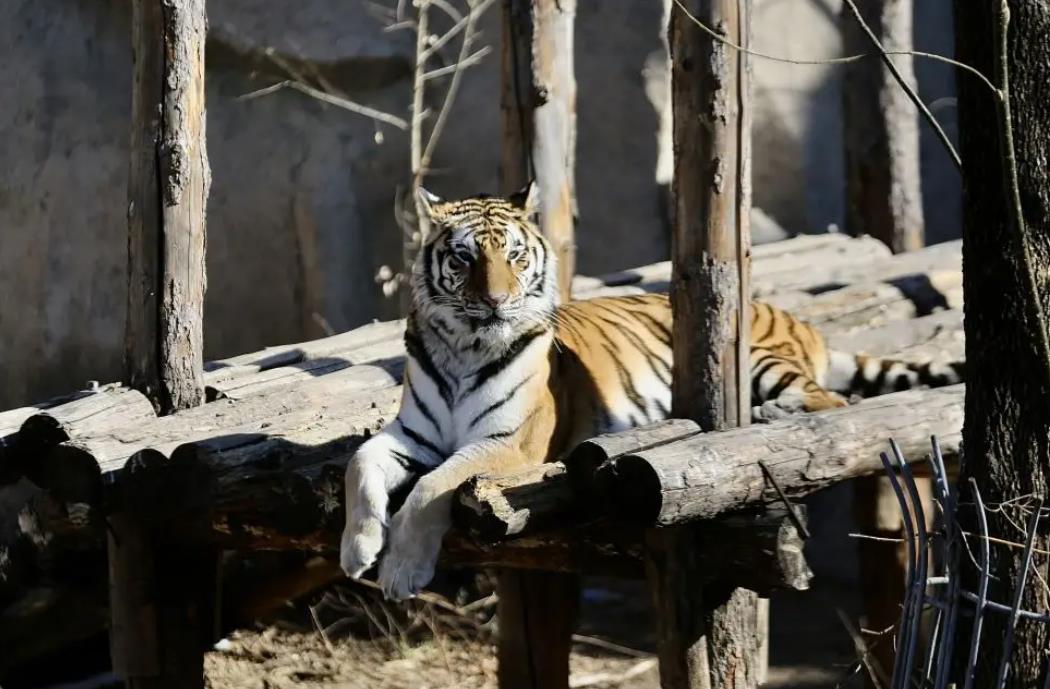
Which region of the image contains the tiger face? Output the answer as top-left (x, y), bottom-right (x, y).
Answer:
top-left (412, 184), bottom-right (558, 342)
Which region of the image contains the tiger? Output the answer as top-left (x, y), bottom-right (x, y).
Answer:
top-left (341, 184), bottom-right (964, 600)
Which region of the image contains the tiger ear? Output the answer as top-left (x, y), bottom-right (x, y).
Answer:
top-left (415, 186), bottom-right (443, 223)
top-left (509, 181), bottom-right (540, 218)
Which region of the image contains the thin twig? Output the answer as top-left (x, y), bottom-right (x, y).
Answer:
top-left (837, 608), bottom-right (889, 689)
top-left (239, 80), bottom-right (409, 130)
top-left (420, 0), bottom-right (492, 173)
top-left (571, 634), bottom-right (653, 659)
top-left (421, 46), bottom-right (492, 80)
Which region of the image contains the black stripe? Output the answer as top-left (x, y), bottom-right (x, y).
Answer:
top-left (602, 343), bottom-right (651, 422)
top-left (390, 449), bottom-right (431, 474)
top-left (468, 328), bottom-right (546, 393)
top-left (756, 305), bottom-right (778, 343)
top-left (422, 242), bottom-right (440, 301)
top-left (627, 310), bottom-right (672, 346)
top-left (485, 407), bottom-right (541, 440)
top-left (405, 329), bottom-right (453, 406)
top-left (469, 372), bottom-right (536, 430)
top-left (398, 420), bottom-right (444, 457)
top-left (408, 380), bottom-right (440, 433)
top-left (766, 372), bottom-right (802, 401)
top-left (592, 309), bottom-right (672, 386)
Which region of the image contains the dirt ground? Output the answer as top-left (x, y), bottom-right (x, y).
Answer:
top-left (204, 485), bottom-right (868, 689)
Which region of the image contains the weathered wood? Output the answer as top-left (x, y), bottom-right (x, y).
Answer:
top-left (501, 0), bottom-right (578, 302)
top-left (573, 234), bottom-right (891, 298)
top-left (663, 0), bottom-right (759, 685)
top-left (125, 0), bottom-right (209, 415)
top-left (117, 0), bottom-right (211, 684)
top-left (7, 386), bottom-right (157, 492)
top-left (202, 320), bottom-right (405, 394)
top-left (842, 0), bottom-right (924, 253)
top-left (499, 3), bottom-right (578, 687)
top-left (597, 384), bottom-right (964, 526)
top-left (498, 571), bottom-right (579, 689)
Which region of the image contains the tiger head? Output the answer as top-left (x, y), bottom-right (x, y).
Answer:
top-left (412, 184), bottom-right (558, 341)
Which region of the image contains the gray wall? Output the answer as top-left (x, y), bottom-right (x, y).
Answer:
top-left (0, 0), bottom-right (958, 409)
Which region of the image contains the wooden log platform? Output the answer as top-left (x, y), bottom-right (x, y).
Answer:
top-left (0, 234), bottom-right (967, 670)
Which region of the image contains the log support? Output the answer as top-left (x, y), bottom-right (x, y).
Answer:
top-left (660, 0), bottom-right (757, 686)
top-left (499, 2), bottom-right (579, 686)
top-left (114, 0), bottom-right (211, 685)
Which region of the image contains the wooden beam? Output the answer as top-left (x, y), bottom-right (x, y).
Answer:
top-left (115, 0), bottom-right (211, 686)
top-left (660, 0), bottom-right (760, 686)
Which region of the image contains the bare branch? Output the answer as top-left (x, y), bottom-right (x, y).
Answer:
top-left (421, 45), bottom-right (492, 81)
top-left (238, 80), bottom-right (409, 130)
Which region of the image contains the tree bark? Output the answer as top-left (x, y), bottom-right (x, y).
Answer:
top-left (125, 0), bottom-right (209, 415)
top-left (660, 0), bottom-right (759, 686)
top-left (955, 0), bottom-right (1050, 685)
top-left (117, 1), bottom-right (211, 685)
top-left (841, 0), bottom-right (925, 253)
top-left (501, 0), bottom-right (577, 302)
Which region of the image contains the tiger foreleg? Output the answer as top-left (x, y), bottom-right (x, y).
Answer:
top-left (340, 424), bottom-right (438, 579)
top-left (378, 440), bottom-right (531, 600)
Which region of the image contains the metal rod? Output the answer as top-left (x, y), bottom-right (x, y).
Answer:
top-left (962, 478), bottom-right (991, 689)
top-left (993, 497), bottom-right (1042, 689)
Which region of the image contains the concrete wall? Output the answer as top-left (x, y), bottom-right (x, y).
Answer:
top-left (0, 0), bottom-right (958, 409)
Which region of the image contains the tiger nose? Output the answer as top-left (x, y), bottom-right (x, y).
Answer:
top-left (482, 292), bottom-right (510, 308)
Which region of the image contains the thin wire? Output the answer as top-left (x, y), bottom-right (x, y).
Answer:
top-left (669, 0), bottom-right (997, 95)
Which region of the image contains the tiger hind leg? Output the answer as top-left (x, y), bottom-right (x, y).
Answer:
top-left (752, 355), bottom-right (847, 421)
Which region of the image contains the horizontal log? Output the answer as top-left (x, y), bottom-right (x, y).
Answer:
top-left (826, 308), bottom-right (963, 360)
top-left (572, 233), bottom-right (892, 298)
top-left (575, 238), bottom-right (958, 300)
top-left (200, 236), bottom-right (937, 404)
top-left (770, 270), bottom-right (962, 334)
top-left (596, 384), bottom-right (964, 526)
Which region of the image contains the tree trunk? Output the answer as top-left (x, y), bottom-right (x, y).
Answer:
top-left (955, 0), bottom-right (1050, 686)
top-left (841, 0), bottom-right (924, 253)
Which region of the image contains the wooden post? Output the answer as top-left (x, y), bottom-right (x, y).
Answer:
top-left (501, 0), bottom-right (577, 301)
top-left (114, 0), bottom-right (211, 686)
top-left (498, 3), bottom-right (579, 686)
top-left (655, 0), bottom-right (759, 688)
top-left (841, 0), bottom-right (924, 253)
top-left (125, 0), bottom-right (209, 415)
top-left (841, 2), bottom-right (927, 678)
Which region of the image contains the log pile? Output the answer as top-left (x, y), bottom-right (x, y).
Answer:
top-left (0, 234), bottom-right (965, 669)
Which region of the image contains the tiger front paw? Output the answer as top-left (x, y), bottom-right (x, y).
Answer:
top-left (340, 514), bottom-right (385, 579)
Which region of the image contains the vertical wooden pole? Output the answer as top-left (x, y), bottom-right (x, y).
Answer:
top-left (654, 1), bottom-right (759, 688)
top-left (125, 0), bottom-right (209, 416)
top-left (501, 0), bottom-right (577, 301)
top-left (841, 0), bottom-right (924, 253)
top-left (842, 2), bottom-right (928, 679)
top-left (115, 0), bottom-right (211, 686)
top-left (498, 3), bottom-right (579, 687)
